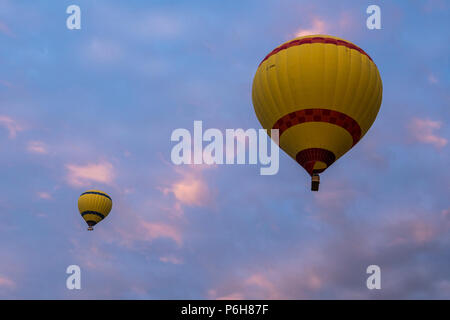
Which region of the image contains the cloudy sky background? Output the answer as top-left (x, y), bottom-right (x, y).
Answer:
top-left (0, 0), bottom-right (449, 299)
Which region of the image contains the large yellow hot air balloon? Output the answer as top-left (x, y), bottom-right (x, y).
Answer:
top-left (252, 35), bottom-right (382, 191)
top-left (78, 190), bottom-right (112, 230)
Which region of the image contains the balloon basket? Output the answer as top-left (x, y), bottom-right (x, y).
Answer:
top-left (87, 226), bottom-right (94, 231)
top-left (311, 174), bottom-right (320, 191)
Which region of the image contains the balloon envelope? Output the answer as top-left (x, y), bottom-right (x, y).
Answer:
top-left (78, 190), bottom-right (112, 230)
top-left (252, 35), bottom-right (382, 182)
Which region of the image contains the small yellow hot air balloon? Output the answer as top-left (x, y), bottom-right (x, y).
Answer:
top-left (252, 35), bottom-right (382, 191)
top-left (78, 190), bottom-right (112, 231)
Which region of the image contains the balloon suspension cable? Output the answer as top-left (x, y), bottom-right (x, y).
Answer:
top-left (87, 226), bottom-right (94, 231)
top-left (311, 173), bottom-right (320, 192)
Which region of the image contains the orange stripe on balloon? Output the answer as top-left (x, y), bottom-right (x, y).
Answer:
top-left (272, 108), bottom-right (362, 146)
top-left (259, 36), bottom-right (373, 67)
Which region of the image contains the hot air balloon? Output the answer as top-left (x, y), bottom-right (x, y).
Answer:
top-left (252, 35), bottom-right (382, 191)
top-left (78, 190), bottom-right (112, 230)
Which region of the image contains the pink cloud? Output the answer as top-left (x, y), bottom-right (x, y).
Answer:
top-left (428, 74), bottom-right (439, 84)
top-left (0, 21), bottom-right (14, 38)
top-left (69, 240), bottom-right (114, 271)
top-left (0, 276), bottom-right (15, 289)
top-left (208, 288), bottom-right (245, 300)
top-left (245, 274), bottom-right (273, 290)
top-left (159, 255), bottom-right (183, 265)
top-left (292, 11), bottom-right (362, 40)
top-left (0, 115), bottom-right (22, 138)
top-left (160, 167), bottom-right (213, 212)
top-left (37, 192), bottom-right (52, 200)
top-left (305, 271), bottom-right (323, 290)
top-left (94, 196), bottom-right (185, 251)
top-left (27, 141), bottom-right (47, 154)
top-left (313, 179), bottom-right (356, 216)
top-left (65, 161), bottom-right (115, 187)
top-left (411, 221), bottom-right (436, 244)
top-left (408, 118), bottom-right (447, 149)
top-left (295, 18), bottom-right (327, 37)
top-left (389, 232), bottom-right (434, 247)
top-left (0, 79), bottom-right (14, 88)
top-left (314, 188), bottom-right (353, 207)
top-left (210, 272), bottom-right (284, 300)
top-left (386, 211), bottom-right (443, 247)
top-left (171, 178), bottom-right (208, 206)
top-left (338, 11), bottom-right (356, 33)
top-left (209, 206), bottom-right (448, 299)
top-left (245, 273), bottom-right (280, 299)
top-left (215, 292), bottom-right (245, 300)
top-left (140, 221), bottom-right (182, 246)
top-left (109, 218), bottom-right (184, 251)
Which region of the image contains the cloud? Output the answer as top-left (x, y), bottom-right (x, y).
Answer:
top-left (293, 11), bottom-right (361, 39)
top-left (65, 161), bottom-right (115, 187)
top-left (209, 265), bottom-right (325, 300)
top-left (208, 270), bottom-right (283, 300)
top-left (84, 38), bottom-right (123, 64)
top-left (423, 0), bottom-right (448, 12)
top-left (206, 204), bottom-right (450, 299)
top-left (442, 208), bottom-right (450, 218)
top-left (428, 74), bottom-right (439, 84)
top-left (338, 11), bottom-right (357, 33)
top-left (208, 289), bottom-right (244, 300)
top-left (408, 118), bottom-right (447, 149)
top-left (98, 4), bottom-right (183, 40)
top-left (37, 192), bottom-right (52, 200)
top-left (245, 273), bottom-right (280, 299)
top-left (159, 255), bottom-right (183, 265)
top-left (106, 218), bottom-right (184, 253)
top-left (94, 196), bottom-right (185, 252)
top-left (160, 166), bottom-right (213, 211)
top-left (215, 292), bottom-right (245, 300)
top-left (0, 115), bottom-right (22, 138)
top-left (0, 80), bottom-right (14, 88)
top-left (295, 18), bottom-right (327, 37)
top-left (135, 13), bottom-right (182, 38)
top-left (314, 184), bottom-right (355, 210)
top-left (140, 221), bottom-right (183, 246)
top-left (387, 219), bottom-right (438, 246)
top-left (311, 178), bottom-right (358, 225)
top-left (0, 21), bottom-right (14, 38)
top-left (0, 276), bottom-right (15, 289)
top-left (69, 240), bottom-right (114, 271)
top-left (27, 141), bottom-right (47, 154)
top-left (171, 177), bottom-right (208, 206)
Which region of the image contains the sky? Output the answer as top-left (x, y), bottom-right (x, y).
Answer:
top-left (0, 0), bottom-right (449, 299)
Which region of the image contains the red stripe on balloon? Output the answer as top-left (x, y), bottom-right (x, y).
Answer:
top-left (259, 36), bottom-right (373, 67)
top-left (272, 108), bottom-right (362, 146)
